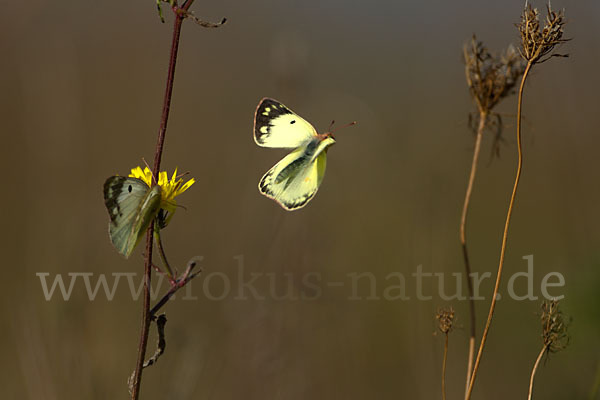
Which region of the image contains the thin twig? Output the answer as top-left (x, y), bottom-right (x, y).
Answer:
top-left (528, 345), bottom-right (548, 400)
top-left (149, 258), bottom-right (203, 318)
top-left (130, 1), bottom-right (195, 398)
top-left (465, 60), bottom-right (534, 400)
top-left (460, 110), bottom-right (486, 398)
top-left (184, 12), bottom-right (227, 28)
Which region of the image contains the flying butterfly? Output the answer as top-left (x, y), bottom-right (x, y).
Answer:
top-left (254, 98), bottom-right (355, 211)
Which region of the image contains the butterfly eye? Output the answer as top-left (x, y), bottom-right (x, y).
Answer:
top-left (128, 185), bottom-right (133, 193)
top-left (290, 120), bottom-right (296, 124)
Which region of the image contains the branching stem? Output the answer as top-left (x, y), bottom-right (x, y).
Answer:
top-left (130, 1), bottom-right (195, 398)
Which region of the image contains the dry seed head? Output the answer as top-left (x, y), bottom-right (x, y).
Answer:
top-left (518, 3), bottom-right (567, 63)
top-left (464, 35), bottom-right (526, 114)
top-left (540, 299), bottom-right (569, 353)
top-left (436, 307), bottom-right (455, 334)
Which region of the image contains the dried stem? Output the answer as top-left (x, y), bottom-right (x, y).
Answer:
top-left (462, 35), bottom-right (523, 398)
top-left (461, 43), bottom-right (525, 392)
top-left (528, 344), bottom-right (548, 400)
top-left (460, 110), bottom-right (486, 398)
top-left (442, 333), bottom-right (449, 400)
top-left (526, 298), bottom-right (569, 400)
top-left (436, 308), bottom-right (455, 400)
top-left (465, 59), bottom-right (534, 400)
top-left (130, 1), bottom-right (195, 398)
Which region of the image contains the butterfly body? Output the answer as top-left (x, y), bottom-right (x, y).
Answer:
top-left (103, 176), bottom-right (162, 257)
top-left (254, 98), bottom-right (337, 211)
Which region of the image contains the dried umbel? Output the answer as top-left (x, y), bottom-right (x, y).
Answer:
top-left (436, 307), bottom-right (455, 335)
top-left (518, 3), bottom-right (568, 63)
top-left (540, 299), bottom-right (569, 353)
top-left (464, 36), bottom-right (526, 114)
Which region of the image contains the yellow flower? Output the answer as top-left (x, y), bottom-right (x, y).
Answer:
top-left (129, 166), bottom-right (195, 226)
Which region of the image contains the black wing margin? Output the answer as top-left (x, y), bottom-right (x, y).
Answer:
top-left (253, 98), bottom-right (293, 145)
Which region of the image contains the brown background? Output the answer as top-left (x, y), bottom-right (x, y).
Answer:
top-left (1, 0), bottom-right (598, 399)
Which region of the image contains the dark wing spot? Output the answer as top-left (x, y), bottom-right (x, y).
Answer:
top-left (290, 120), bottom-right (296, 124)
top-left (128, 185), bottom-right (132, 193)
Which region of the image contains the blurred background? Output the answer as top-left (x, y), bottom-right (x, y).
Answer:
top-left (1, 0), bottom-right (598, 398)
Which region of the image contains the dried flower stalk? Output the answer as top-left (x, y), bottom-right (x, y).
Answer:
top-left (437, 308), bottom-right (455, 400)
top-left (465, 4), bottom-right (568, 400)
top-left (528, 300), bottom-right (569, 400)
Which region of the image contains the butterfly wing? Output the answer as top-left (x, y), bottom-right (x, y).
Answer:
top-left (259, 137), bottom-right (334, 210)
top-left (254, 98), bottom-right (317, 148)
top-left (103, 177), bottom-right (162, 257)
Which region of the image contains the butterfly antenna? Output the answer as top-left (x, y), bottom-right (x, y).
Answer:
top-left (141, 157), bottom-right (159, 184)
top-left (142, 157), bottom-right (151, 171)
top-left (328, 120), bottom-right (336, 132)
top-left (328, 120), bottom-right (357, 135)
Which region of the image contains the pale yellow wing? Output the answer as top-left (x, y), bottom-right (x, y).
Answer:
top-left (253, 98), bottom-right (317, 148)
top-left (259, 137), bottom-right (334, 210)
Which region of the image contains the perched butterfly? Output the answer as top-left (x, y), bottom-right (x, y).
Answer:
top-left (103, 177), bottom-right (161, 257)
top-left (103, 166), bottom-right (194, 258)
top-left (254, 98), bottom-right (355, 211)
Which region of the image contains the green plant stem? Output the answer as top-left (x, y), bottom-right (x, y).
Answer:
top-left (155, 229), bottom-right (175, 280)
top-left (442, 333), bottom-right (449, 400)
top-left (465, 60), bottom-right (534, 400)
top-left (130, 1), bottom-right (194, 399)
top-left (528, 345), bottom-right (548, 400)
top-left (461, 110), bottom-right (487, 398)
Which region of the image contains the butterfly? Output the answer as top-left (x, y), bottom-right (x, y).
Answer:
top-left (254, 98), bottom-right (355, 211)
top-left (103, 177), bottom-right (162, 258)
